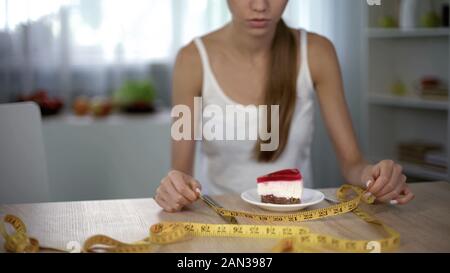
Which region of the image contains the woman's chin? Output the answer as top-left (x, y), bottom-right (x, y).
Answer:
top-left (244, 26), bottom-right (275, 37)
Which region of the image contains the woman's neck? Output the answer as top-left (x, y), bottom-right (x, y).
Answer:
top-left (225, 21), bottom-right (276, 60)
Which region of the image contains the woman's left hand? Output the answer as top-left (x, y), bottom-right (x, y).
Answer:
top-left (362, 160), bottom-right (415, 205)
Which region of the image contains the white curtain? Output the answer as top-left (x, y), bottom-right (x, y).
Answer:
top-left (0, 0), bottom-right (229, 104)
top-left (0, 0), bottom-right (363, 187)
top-left (0, 0), bottom-right (322, 102)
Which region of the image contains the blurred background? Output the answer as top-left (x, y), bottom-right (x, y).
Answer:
top-left (0, 0), bottom-right (449, 204)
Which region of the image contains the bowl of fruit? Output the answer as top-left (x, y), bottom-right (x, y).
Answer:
top-left (18, 89), bottom-right (64, 116)
top-left (113, 80), bottom-right (156, 114)
top-left (72, 96), bottom-right (114, 118)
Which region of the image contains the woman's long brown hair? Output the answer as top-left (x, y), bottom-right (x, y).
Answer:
top-left (253, 19), bottom-right (298, 162)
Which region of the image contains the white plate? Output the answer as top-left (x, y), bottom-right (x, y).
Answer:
top-left (241, 188), bottom-right (325, 212)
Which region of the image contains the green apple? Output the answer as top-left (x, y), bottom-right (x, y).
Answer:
top-left (421, 12), bottom-right (441, 28)
top-left (378, 16), bottom-right (397, 28)
top-left (391, 81), bottom-right (407, 96)
top-left (90, 97), bottom-right (112, 117)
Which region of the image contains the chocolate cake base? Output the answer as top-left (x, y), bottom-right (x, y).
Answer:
top-left (261, 195), bottom-right (301, 205)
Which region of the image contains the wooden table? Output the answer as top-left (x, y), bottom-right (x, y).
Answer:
top-left (1, 182), bottom-right (449, 253)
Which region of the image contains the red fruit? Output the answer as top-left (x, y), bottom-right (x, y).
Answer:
top-left (29, 90), bottom-right (49, 101)
top-left (73, 97), bottom-right (90, 116)
top-left (421, 77), bottom-right (440, 89)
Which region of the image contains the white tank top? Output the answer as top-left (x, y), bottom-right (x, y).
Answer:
top-left (194, 28), bottom-right (315, 195)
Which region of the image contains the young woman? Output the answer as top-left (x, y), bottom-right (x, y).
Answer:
top-left (155, 0), bottom-right (414, 212)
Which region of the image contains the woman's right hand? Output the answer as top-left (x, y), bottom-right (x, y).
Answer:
top-left (155, 170), bottom-right (202, 212)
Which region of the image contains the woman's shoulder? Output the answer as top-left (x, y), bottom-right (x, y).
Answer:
top-left (301, 30), bottom-right (339, 87)
top-left (292, 28), bottom-right (335, 53)
top-left (307, 32), bottom-right (336, 55)
top-left (173, 40), bottom-right (205, 98)
top-left (176, 27), bottom-right (225, 67)
top-left (287, 27), bottom-right (335, 55)
top-left (176, 41), bottom-right (201, 68)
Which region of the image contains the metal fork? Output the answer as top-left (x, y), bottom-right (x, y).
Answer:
top-left (200, 194), bottom-right (239, 225)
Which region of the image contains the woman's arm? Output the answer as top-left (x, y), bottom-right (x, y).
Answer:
top-left (308, 34), bottom-right (414, 204)
top-left (171, 42), bottom-right (203, 175)
top-left (154, 42), bottom-right (203, 212)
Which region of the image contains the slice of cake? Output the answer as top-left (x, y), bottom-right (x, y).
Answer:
top-left (257, 169), bottom-right (303, 204)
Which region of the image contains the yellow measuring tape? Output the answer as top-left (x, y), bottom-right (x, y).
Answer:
top-left (0, 185), bottom-right (400, 253)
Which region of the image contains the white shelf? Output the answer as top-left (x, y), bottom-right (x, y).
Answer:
top-left (399, 161), bottom-right (448, 181)
top-left (368, 93), bottom-right (448, 111)
top-left (367, 28), bottom-right (450, 38)
top-left (362, 1), bottom-right (450, 183)
top-left (370, 156), bottom-right (448, 181)
top-left (42, 109), bottom-right (171, 126)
